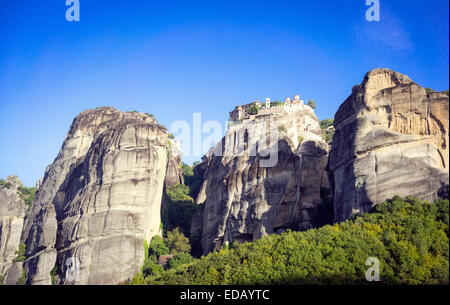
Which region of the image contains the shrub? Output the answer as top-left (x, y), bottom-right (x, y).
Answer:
top-left (307, 99), bottom-right (316, 109)
top-left (0, 179), bottom-right (11, 189)
top-left (50, 265), bottom-right (58, 285)
top-left (13, 242), bottom-right (26, 263)
top-left (166, 228), bottom-right (191, 255)
top-left (247, 104), bottom-right (260, 115)
top-left (271, 101), bottom-right (283, 107)
top-left (149, 236), bottom-right (169, 257)
top-left (166, 184), bottom-right (193, 203)
top-left (142, 260), bottom-right (165, 277)
top-left (168, 253), bottom-right (195, 269)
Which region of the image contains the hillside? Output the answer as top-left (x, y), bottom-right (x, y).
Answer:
top-left (129, 196), bottom-right (449, 285)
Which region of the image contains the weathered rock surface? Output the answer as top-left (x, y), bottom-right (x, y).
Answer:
top-left (0, 176), bottom-right (26, 283)
top-left (165, 139), bottom-right (183, 187)
top-left (194, 104), bottom-right (329, 255)
top-left (329, 68), bottom-right (449, 222)
top-left (22, 107), bottom-right (169, 285)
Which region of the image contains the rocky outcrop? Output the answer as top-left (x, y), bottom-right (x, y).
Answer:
top-left (329, 68), bottom-right (449, 222)
top-left (22, 107), bottom-right (169, 285)
top-left (0, 176), bottom-right (26, 284)
top-left (194, 104), bottom-right (329, 255)
top-left (165, 139), bottom-right (183, 187)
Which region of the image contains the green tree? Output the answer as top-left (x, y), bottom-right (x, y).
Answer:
top-left (142, 260), bottom-right (165, 277)
top-left (247, 103), bottom-right (260, 115)
top-left (149, 235), bottom-right (169, 257)
top-left (144, 196), bottom-right (449, 285)
top-left (13, 242), bottom-right (26, 263)
top-left (168, 253), bottom-right (195, 269)
top-left (166, 228), bottom-right (191, 254)
top-left (307, 99), bottom-right (316, 109)
top-left (271, 101), bottom-right (283, 107)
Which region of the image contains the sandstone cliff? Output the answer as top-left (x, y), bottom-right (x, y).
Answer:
top-left (21, 107), bottom-right (169, 284)
top-left (0, 176), bottom-right (26, 285)
top-left (329, 68), bottom-right (449, 222)
top-left (194, 104), bottom-right (330, 255)
top-left (165, 139), bottom-right (183, 187)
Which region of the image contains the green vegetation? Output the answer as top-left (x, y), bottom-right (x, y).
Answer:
top-left (247, 103), bottom-right (260, 115)
top-left (181, 162), bottom-right (203, 199)
top-left (162, 162), bottom-right (203, 236)
top-left (142, 259), bottom-right (165, 277)
top-left (134, 196), bottom-right (449, 285)
top-left (166, 228), bottom-right (191, 255)
top-left (17, 185), bottom-right (37, 218)
top-left (278, 125), bottom-right (287, 133)
top-left (50, 265), bottom-right (58, 285)
top-left (307, 99), bottom-right (316, 109)
top-left (297, 136), bottom-right (303, 150)
top-left (16, 269), bottom-right (26, 285)
top-left (0, 177), bottom-right (37, 218)
top-left (168, 253), bottom-right (195, 269)
top-left (168, 133), bottom-right (175, 139)
top-left (319, 118), bottom-right (334, 130)
top-left (320, 119), bottom-right (335, 143)
top-left (12, 242), bottom-right (26, 263)
top-left (0, 179), bottom-right (11, 189)
top-left (149, 235), bottom-right (170, 257)
top-left (128, 229), bottom-right (196, 284)
top-left (271, 100), bottom-right (283, 107)
top-left (425, 88), bottom-right (449, 97)
top-left (0, 275), bottom-right (4, 285)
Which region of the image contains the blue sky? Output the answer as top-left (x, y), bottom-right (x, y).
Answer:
top-left (0, 0), bottom-right (448, 186)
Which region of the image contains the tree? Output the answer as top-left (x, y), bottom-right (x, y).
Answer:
top-left (13, 242), bottom-right (26, 263)
top-left (166, 228), bottom-right (191, 254)
top-left (142, 259), bottom-right (164, 277)
top-left (247, 103), bottom-right (260, 115)
top-left (144, 196), bottom-right (450, 285)
top-left (168, 253), bottom-right (195, 269)
top-left (307, 99), bottom-right (316, 109)
top-left (149, 235), bottom-right (169, 257)
top-left (269, 100), bottom-right (283, 107)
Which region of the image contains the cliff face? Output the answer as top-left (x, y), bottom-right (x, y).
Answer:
top-left (329, 68), bottom-right (449, 222)
top-left (0, 176), bottom-right (26, 284)
top-left (194, 104), bottom-right (329, 255)
top-left (22, 107), bottom-right (168, 285)
top-left (165, 139), bottom-right (183, 187)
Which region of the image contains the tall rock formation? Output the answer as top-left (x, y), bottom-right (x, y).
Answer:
top-left (165, 139), bottom-right (183, 187)
top-left (0, 176), bottom-right (26, 285)
top-left (22, 107), bottom-right (169, 285)
top-left (194, 103), bottom-right (330, 255)
top-left (329, 68), bottom-right (449, 222)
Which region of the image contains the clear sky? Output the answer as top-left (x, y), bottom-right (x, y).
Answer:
top-left (0, 0), bottom-right (448, 186)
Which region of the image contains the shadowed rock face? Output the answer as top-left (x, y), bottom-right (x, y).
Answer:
top-left (194, 105), bottom-right (329, 255)
top-left (0, 176), bottom-right (26, 284)
top-left (22, 107), bottom-right (168, 285)
top-left (329, 68), bottom-right (449, 222)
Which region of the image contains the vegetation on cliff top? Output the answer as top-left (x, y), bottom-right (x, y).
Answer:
top-left (320, 119), bottom-right (335, 143)
top-left (129, 196), bottom-right (448, 285)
